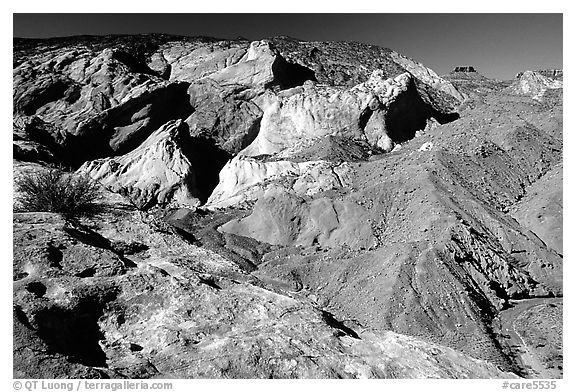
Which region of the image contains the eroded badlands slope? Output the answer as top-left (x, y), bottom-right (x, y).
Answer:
top-left (13, 35), bottom-right (562, 378)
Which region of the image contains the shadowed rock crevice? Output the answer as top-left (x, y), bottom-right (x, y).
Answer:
top-left (385, 79), bottom-right (460, 143)
top-left (17, 78), bottom-right (73, 116)
top-left (26, 281), bottom-right (47, 298)
top-left (33, 290), bottom-right (117, 367)
top-left (62, 82), bottom-right (194, 168)
top-left (269, 57), bottom-right (317, 90)
top-left (358, 107), bottom-right (373, 131)
top-left (111, 50), bottom-right (159, 77)
top-left (180, 136), bottom-right (233, 204)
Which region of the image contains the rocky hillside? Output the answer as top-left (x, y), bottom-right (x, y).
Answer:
top-left (13, 34), bottom-right (562, 379)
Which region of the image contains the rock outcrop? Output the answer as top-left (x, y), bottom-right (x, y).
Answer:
top-left (453, 66), bottom-right (477, 73)
top-left (516, 69), bottom-right (563, 80)
top-left (389, 52), bottom-right (466, 102)
top-left (13, 209), bottom-right (516, 379)
top-left (185, 79), bottom-right (263, 154)
top-left (205, 155), bottom-right (352, 210)
top-left (207, 40), bottom-right (278, 87)
top-left (13, 44), bottom-right (193, 165)
top-left (78, 120), bottom-right (200, 209)
top-left (241, 71), bottom-right (455, 156)
top-left (13, 34), bottom-right (464, 209)
top-left (511, 70), bottom-right (563, 101)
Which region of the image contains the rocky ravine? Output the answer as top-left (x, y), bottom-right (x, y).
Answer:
top-left (13, 34), bottom-right (562, 378)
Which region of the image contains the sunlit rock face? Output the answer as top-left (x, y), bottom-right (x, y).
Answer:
top-left (78, 120), bottom-right (200, 210)
top-left (241, 71), bottom-right (440, 157)
top-left (205, 155), bottom-right (353, 210)
top-left (513, 70), bottom-right (563, 101)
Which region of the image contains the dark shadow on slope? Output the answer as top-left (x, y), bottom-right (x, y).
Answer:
top-left (17, 79), bottom-right (72, 116)
top-left (34, 289), bottom-right (117, 367)
top-left (60, 82), bottom-right (194, 168)
top-left (321, 310), bottom-right (360, 339)
top-left (112, 50), bottom-right (158, 77)
top-left (25, 281), bottom-right (47, 298)
top-left (180, 136), bottom-right (232, 204)
top-left (269, 56), bottom-right (317, 90)
top-left (385, 78), bottom-right (459, 143)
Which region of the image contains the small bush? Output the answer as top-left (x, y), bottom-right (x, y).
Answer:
top-left (14, 167), bottom-right (101, 214)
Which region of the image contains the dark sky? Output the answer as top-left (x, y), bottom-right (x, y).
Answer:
top-left (13, 14), bottom-right (563, 79)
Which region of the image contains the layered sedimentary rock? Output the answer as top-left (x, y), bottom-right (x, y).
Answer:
top-left (13, 44), bottom-right (193, 165)
top-left (163, 41), bottom-right (248, 83)
top-left (453, 66), bottom-right (477, 73)
top-left (516, 69), bottom-right (563, 80)
top-left (207, 40), bottom-right (278, 87)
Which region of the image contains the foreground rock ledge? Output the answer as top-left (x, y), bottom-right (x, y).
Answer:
top-left (13, 210), bottom-right (515, 379)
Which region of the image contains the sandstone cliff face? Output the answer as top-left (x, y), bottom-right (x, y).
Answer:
top-left (184, 79), bottom-right (263, 154)
top-left (13, 43), bottom-right (193, 166)
top-left (13, 34), bottom-right (562, 379)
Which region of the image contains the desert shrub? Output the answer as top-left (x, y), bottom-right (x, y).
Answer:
top-left (14, 167), bottom-right (101, 214)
